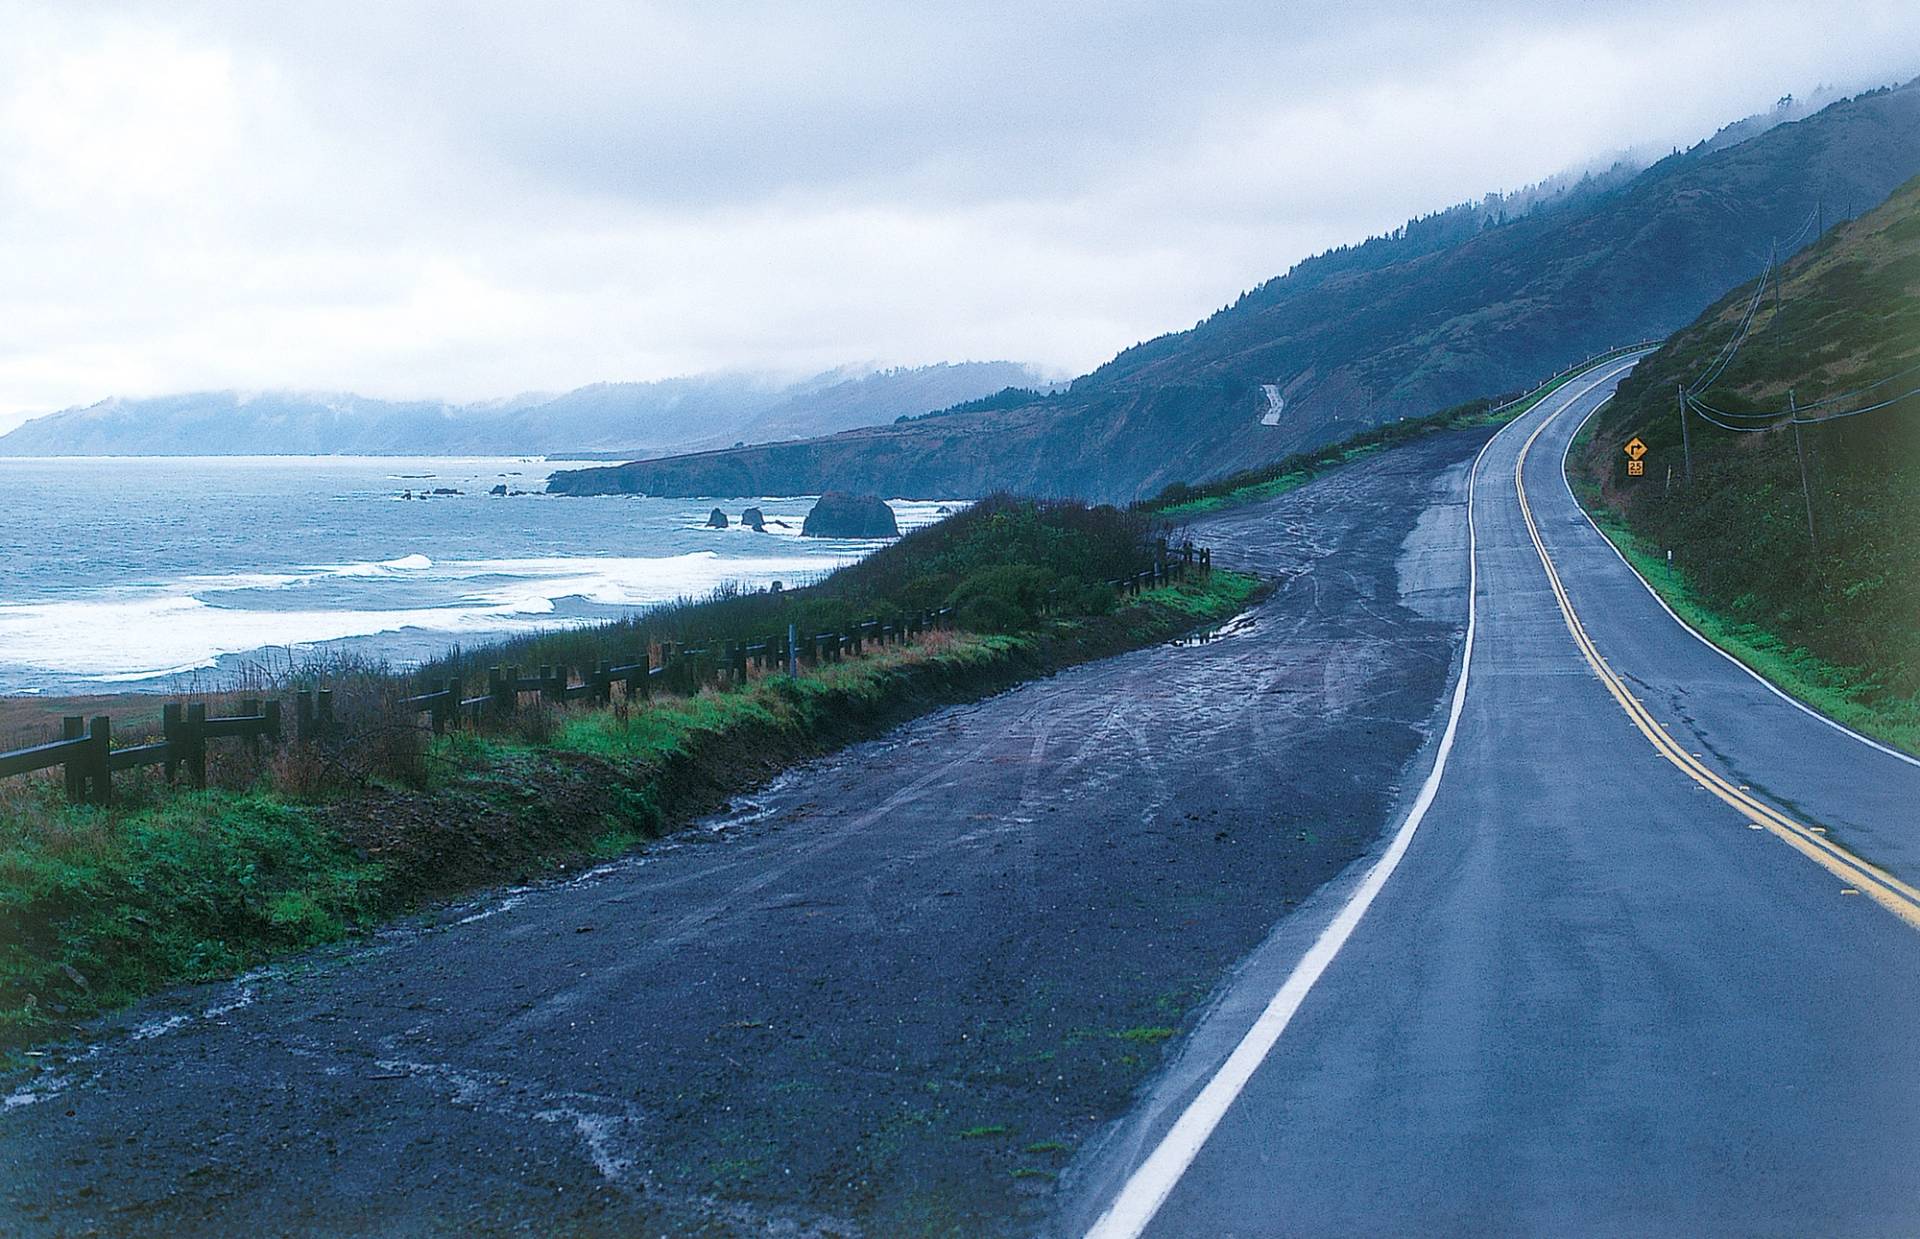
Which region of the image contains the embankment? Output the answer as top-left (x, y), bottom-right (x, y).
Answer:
top-left (0, 570), bottom-right (1259, 1049)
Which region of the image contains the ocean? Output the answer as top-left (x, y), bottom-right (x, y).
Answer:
top-left (0, 456), bottom-right (955, 695)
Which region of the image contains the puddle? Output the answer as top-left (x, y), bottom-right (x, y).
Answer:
top-left (1169, 608), bottom-right (1259, 647)
top-left (455, 891), bottom-right (533, 925)
top-left (702, 769), bottom-right (803, 834)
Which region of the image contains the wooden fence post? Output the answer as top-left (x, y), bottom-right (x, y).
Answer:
top-left (317, 689), bottom-right (335, 734)
top-left (62, 717), bottom-right (84, 802)
top-left (185, 703), bottom-right (208, 789)
top-left (241, 699), bottom-right (262, 759)
top-left (163, 703), bottom-right (183, 782)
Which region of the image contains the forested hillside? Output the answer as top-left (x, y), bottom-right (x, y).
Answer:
top-left (554, 81), bottom-right (1920, 502)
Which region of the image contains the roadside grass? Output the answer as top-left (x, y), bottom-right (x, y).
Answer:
top-left (1146, 388), bottom-right (1549, 521)
top-left (1110, 1025), bottom-right (1177, 1043)
top-left (1151, 444), bottom-right (1386, 519)
top-left (1572, 491), bottom-right (1920, 758)
top-left (1571, 185), bottom-right (1920, 739)
top-left (0, 569), bottom-right (1259, 1051)
top-left (1149, 353), bottom-right (1642, 521)
top-left (0, 782), bottom-right (382, 1045)
top-left (544, 630), bottom-right (1017, 766)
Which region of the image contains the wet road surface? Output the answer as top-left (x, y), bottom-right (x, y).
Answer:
top-left (0, 433), bottom-right (1489, 1235)
top-left (1069, 361), bottom-right (1920, 1237)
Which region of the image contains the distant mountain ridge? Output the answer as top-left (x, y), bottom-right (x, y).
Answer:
top-left (0, 361), bottom-right (1043, 458)
top-left (550, 79), bottom-right (1920, 503)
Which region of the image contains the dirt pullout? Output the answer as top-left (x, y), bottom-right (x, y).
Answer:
top-left (0, 431), bottom-right (1488, 1237)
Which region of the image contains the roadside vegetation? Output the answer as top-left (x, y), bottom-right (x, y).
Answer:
top-left (1573, 174), bottom-right (1920, 755)
top-left (1139, 362), bottom-right (1608, 519)
top-left (0, 497), bottom-right (1258, 1049)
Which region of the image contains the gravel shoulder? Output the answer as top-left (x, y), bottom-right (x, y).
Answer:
top-left (0, 430), bottom-right (1488, 1237)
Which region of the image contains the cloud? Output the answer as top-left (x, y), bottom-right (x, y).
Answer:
top-left (1, 0), bottom-right (1916, 430)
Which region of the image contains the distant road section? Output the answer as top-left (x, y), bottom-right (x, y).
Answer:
top-left (1071, 357), bottom-right (1920, 1237)
top-left (1258, 384), bottom-right (1285, 425)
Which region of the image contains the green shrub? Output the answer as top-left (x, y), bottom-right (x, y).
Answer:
top-left (954, 594), bottom-right (1030, 633)
top-left (947, 564), bottom-right (1057, 630)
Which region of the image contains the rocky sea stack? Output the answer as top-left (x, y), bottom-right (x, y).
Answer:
top-left (801, 492), bottom-right (898, 539)
top-left (706, 507), bottom-right (729, 529)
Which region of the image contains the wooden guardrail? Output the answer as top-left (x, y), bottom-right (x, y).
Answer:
top-left (0, 543), bottom-right (1212, 803)
top-left (1483, 341), bottom-right (1664, 418)
top-left (0, 700), bottom-right (281, 807)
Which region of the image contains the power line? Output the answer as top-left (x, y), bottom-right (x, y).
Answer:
top-left (1687, 356), bottom-right (1920, 420)
top-left (1681, 202), bottom-right (1822, 398)
top-left (1684, 382), bottom-right (1920, 432)
top-left (1687, 244), bottom-right (1775, 395)
top-left (1781, 204), bottom-right (1821, 251)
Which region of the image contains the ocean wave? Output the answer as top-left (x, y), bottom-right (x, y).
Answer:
top-left (0, 480), bottom-right (970, 687)
top-left (0, 550), bottom-right (857, 682)
top-left (323, 552), bottom-right (435, 576)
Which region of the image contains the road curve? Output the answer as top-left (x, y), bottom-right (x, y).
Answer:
top-left (1068, 359), bottom-right (1920, 1237)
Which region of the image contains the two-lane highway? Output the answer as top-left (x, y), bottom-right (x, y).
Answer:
top-left (1071, 359), bottom-right (1920, 1237)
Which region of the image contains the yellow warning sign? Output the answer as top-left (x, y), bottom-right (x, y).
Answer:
top-left (1627, 459), bottom-right (1645, 476)
top-left (1624, 437), bottom-right (1648, 461)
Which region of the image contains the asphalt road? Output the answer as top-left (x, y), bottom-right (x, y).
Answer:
top-left (1068, 360), bottom-right (1920, 1237)
top-left (0, 431), bottom-right (1491, 1235)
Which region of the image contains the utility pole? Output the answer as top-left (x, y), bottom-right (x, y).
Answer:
top-left (1678, 385), bottom-right (1694, 485)
top-left (1790, 391), bottom-right (1817, 551)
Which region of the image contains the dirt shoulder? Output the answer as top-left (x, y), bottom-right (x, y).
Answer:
top-left (0, 432), bottom-right (1486, 1237)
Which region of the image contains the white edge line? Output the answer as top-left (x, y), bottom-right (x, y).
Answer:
top-left (1085, 360), bottom-right (1640, 1239)
top-left (1082, 379), bottom-right (1547, 1239)
top-left (1557, 397), bottom-right (1920, 770)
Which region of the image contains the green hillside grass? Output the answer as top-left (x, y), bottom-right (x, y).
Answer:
top-left (1575, 174), bottom-right (1920, 752)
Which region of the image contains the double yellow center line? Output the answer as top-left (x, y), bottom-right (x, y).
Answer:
top-left (1513, 407), bottom-right (1920, 931)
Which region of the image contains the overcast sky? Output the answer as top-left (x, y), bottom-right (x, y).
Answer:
top-left (2, 1), bottom-right (1917, 430)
